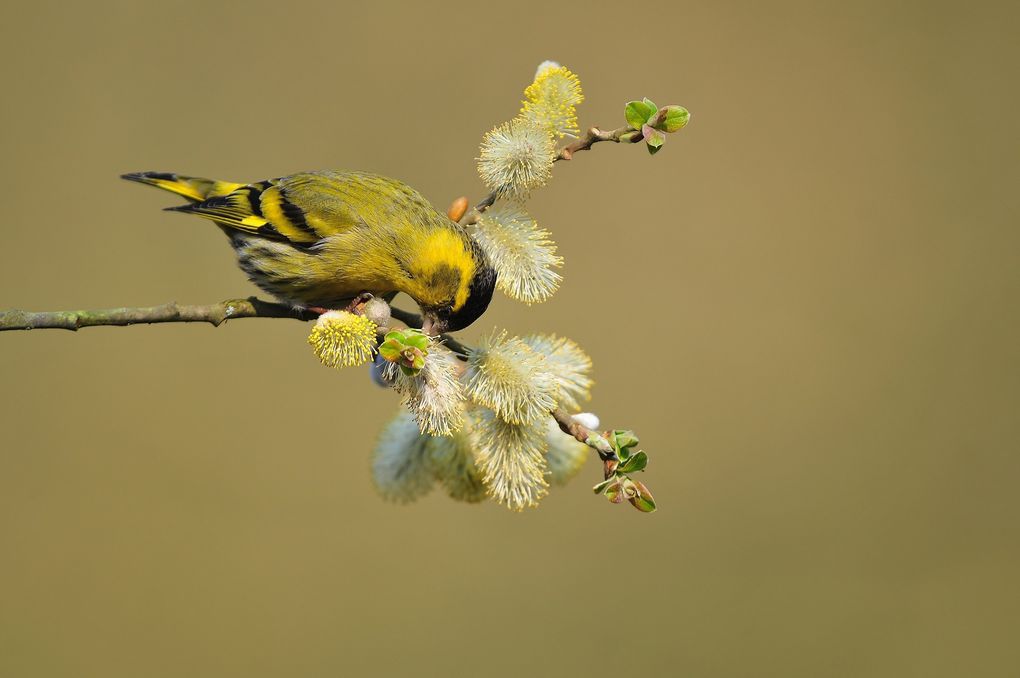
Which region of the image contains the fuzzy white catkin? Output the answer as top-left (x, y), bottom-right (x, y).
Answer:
top-left (520, 334), bottom-right (593, 411)
top-left (390, 346), bottom-right (465, 436)
top-left (474, 204), bottom-right (563, 305)
top-left (477, 118), bottom-right (555, 198)
top-left (466, 332), bottom-right (558, 426)
top-left (426, 426), bottom-right (488, 504)
top-left (470, 407), bottom-right (549, 511)
top-left (372, 411), bottom-right (434, 503)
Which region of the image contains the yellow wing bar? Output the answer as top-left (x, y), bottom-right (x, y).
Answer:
top-left (164, 181), bottom-right (326, 245)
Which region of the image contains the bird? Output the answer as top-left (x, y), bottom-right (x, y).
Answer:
top-left (122, 169), bottom-right (497, 335)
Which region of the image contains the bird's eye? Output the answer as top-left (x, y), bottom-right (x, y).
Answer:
top-left (439, 306), bottom-right (453, 319)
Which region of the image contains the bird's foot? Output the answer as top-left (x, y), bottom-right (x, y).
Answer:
top-left (307, 294), bottom-right (374, 318)
top-left (345, 292), bottom-right (375, 313)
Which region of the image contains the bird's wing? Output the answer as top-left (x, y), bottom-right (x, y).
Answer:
top-left (166, 172), bottom-right (367, 246)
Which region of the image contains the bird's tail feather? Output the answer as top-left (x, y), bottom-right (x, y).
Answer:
top-left (120, 171), bottom-right (244, 203)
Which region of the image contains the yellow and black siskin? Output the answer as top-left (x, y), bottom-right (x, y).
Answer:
top-left (122, 170), bottom-right (497, 334)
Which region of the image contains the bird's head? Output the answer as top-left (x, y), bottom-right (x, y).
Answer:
top-left (419, 239), bottom-right (497, 336)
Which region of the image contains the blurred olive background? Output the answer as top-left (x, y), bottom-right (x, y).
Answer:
top-left (1, 1), bottom-right (1017, 676)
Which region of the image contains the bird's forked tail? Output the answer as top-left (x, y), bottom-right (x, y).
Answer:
top-left (120, 171), bottom-right (245, 203)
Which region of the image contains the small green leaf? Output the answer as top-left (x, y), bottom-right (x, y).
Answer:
top-left (645, 124), bottom-right (665, 154)
top-left (604, 479), bottom-right (626, 504)
top-left (625, 100), bottom-right (655, 130)
top-left (643, 124), bottom-right (665, 148)
top-left (403, 332), bottom-right (429, 350)
top-left (378, 340), bottom-right (402, 362)
top-left (618, 451), bottom-right (648, 474)
top-left (642, 97), bottom-right (658, 112)
top-left (628, 479), bottom-right (656, 513)
top-left (660, 105), bottom-right (689, 133)
top-left (587, 434), bottom-right (617, 460)
top-left (630, 494), bottom-right (656, 512)
top-left (593, 478), bottom-right (616, 495)
top-left (378, 328), bottom-right (430, 370)
top-left (612, 430), bottom-right (640, 452)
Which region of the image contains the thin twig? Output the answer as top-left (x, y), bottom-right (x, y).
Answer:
top-left (553, 408), bottom-right (618, 474)
top-left (555, 124), bottom-right (641, 161)
top-left (0, 297), bottom-right (315, 331)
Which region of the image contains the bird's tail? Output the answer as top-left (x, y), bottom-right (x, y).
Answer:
top-left (120, 171), bottom-right (245, 203)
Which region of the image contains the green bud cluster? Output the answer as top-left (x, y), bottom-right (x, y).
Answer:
top-left (624, 98), bottom-right (690, 155)
top-left (378, 328), bottom-right (430, 376)
top-left (592, 429), bottom-right (657, 512)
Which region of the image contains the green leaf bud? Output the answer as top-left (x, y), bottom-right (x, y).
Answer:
top-left (627, 479), bottom-right (657, 512)
top-left (625, 100), bottom-right (656, 130)
top-left (618, 450), bottom-right (648, 474)
top-left (657, 105), bottom-right (690, 133)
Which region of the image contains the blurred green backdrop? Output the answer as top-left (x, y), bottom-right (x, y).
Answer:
top-left (1, 1), bottom-right (1017, 676)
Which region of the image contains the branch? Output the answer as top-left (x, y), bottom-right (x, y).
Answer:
top-left (553, 408), bottom-right (618, 474)
top-left (555, 124), bottom-right (641, 161)
top-left (0, 297), bottom-right (473, 361)
top-left (463, 124), bottom-right (638, 224)
top-left (0, 297), bottom-right (315, 331)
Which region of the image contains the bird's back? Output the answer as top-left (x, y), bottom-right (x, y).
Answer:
top-left (124, 169), bottom-right (480, 311)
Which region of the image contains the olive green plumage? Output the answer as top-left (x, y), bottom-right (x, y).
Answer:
top-left (123, 169), bottom-right (497, 333)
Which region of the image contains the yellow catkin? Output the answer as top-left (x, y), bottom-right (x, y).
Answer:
top-left (520, 65), bottom-right (584, 139)
top-left (307, 310), bottom-right (377, 368)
